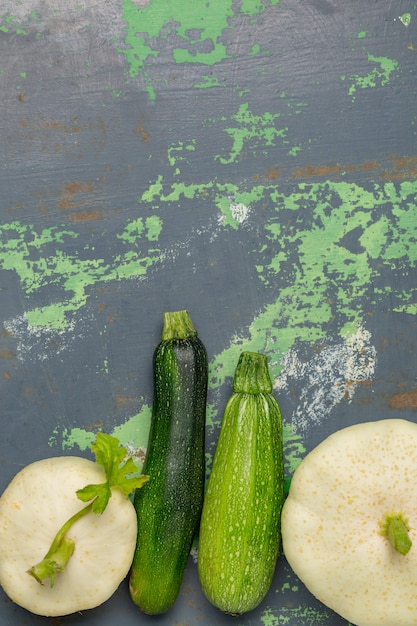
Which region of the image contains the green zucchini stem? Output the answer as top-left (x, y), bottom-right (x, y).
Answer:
top-left (233, 351), bottom-right (273, 395)
top-left (162, 310), bottom-right (198, 341)
top-left (28, 500), bottom-right (95, 587)
top-left (379, 511), bottom-right (412, 555)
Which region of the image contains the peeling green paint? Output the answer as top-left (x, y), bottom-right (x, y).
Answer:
top-left (204, 100), bottom-right (307, 163)
top-left (121, 0), bottom-right (281, 97)
top-left (206, 102), bottom-right (287, 164)
top-left (400, 12), bottom-right (412, 26)
top-left (121, 0), bottom-right (233, 78)
top-left (194, 75), bottom-right (223, 89)
top-left (342, 52), bottom-right (399, 101)
top-left (51, 405), bottom-right (152, 465)
top-left (0, 219), bottom-right (162, 330)
top-left (260, 604), bottom-right (341, 625)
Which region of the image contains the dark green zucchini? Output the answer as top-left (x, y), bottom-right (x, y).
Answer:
top-left (198, 351), bottom-right (284, 615)
top-left (129, 310), bottom-right (208, 615)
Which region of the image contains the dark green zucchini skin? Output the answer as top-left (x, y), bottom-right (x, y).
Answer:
top-left (129, 311), bottom-right (208, 615)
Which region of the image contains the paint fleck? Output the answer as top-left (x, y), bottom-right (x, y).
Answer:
top-left (343, 53), bottom-right (399, 101)
top-left (51, 405), bottom-right (152, 459)
top-left (400, 13), bottom-right (411, 27)
top-left (0, 217), bottom-right (162, 331)
top-left (260, 603), bottom-right (336, 625)
top-left (120, 0), bottom-right (281, 98)
top-left (211, 103), bottom-right (287, 164)
top-left (121, 0), bottom-right (234, 78)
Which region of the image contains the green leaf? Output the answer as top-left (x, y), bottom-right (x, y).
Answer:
top-left (76, 483), bottom-right (111, 514)
top-left (76, 432), bottom-right (149, 513)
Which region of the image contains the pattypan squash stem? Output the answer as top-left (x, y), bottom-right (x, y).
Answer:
top-left (28, 499), bottom-right (95, 587)
top-left (380, 511), bottom-right (412, 555)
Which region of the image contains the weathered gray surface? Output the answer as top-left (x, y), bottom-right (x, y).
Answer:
top-left (1, 1), bottom-right (417, 624)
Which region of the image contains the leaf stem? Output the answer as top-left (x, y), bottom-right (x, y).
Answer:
top-left (28, 499), bottom-right (96, 587)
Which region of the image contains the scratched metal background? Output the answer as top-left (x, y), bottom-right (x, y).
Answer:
top-left (0, 1), bottom-right (417, 625)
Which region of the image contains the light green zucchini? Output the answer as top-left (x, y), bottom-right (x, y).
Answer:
top-left (198, 351), bottom-right (284, 615)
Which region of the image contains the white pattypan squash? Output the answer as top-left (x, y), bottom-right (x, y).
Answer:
top-left (0, 456), bottom-right (138, 617)
top-left (282, 418), bottom-right (417, 626)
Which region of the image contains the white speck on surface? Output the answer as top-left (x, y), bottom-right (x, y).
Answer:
top-left (230, 202), bottom-right (249, 224)
top-left (4, 314), bottom-right (82, 361)
top-left (275, 326), bottom-right (377, 432)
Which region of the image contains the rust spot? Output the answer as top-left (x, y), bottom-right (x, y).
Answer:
top-left (360, 160), bottom-right (379, 172)
top-left (19, 118), bottom-right (29, 128)
top-left (63, 181), bottom-right (94, 196)
top-left (43, 120), bottom-right (83, 133)
top-left (84, 420), bottom-right (106, 431)
top-left (254, 158), bottom-right (382, 182)
top-left (59, 181), bottom-right (95, 211)
top-left (292, 163), bottom-right (345, 179)
top-left (135, 118), bottom-right (150, 142)
top-left (0, 349), bottom-right (16, 359)
top-left (382, 154), bottom-right (417, 180)
top-left (343, 378), bottom-right (372, 400)
top-left (115, 395), bottom-right (136, 409)
top-left (265, 167), bottom-right (281, 181)
top-left (389, 389), bottom-right (417, 410)
top-left (59, 197), bottom-right (75, 210)
top-left (3, 371), bottom-right (11, 380)
top-left (18, 93), bottom-right (25, 102)
top-left (69, 210), bottom-right (105, 222)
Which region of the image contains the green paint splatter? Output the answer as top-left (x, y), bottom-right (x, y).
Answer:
top-left (120, 0), bottom-right (281, 97)
top-left (343, 52), bottom-right (399, 101)
top-left (121, 0), bottom-right (233, 78)
top-left (400, 13), bottom-right (411, 26)
top-left (260, 604), bottom-right (338, 625)
top-left (395, 303), bottom-right (417, 315)
top-left (0, 13), bottom-right (35, 36)
top-left (167, 141), bottom-right (196, 169)
top-left (194, 75), bottom-right (222, 89)
top-left (0, 217), bottom-right (162, 330)
top-left (240, 0), bottom-right (266, 16)
top-left (52, 405), bottom-right (152, 462)
top-left (210, 103), bottom-right (287, 164)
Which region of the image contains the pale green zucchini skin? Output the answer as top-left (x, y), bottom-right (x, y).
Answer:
top-left (129, 310), bottom-right (208, 615)
top-left (198, 351), bottom-right (284, 615)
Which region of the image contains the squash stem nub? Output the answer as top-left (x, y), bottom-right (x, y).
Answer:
top-left (380, 511), bottom-right (412, 555)
top-left (232, 351), bottom-right (273, 395)
top-left (162, 310), bottom-right (198, 341)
